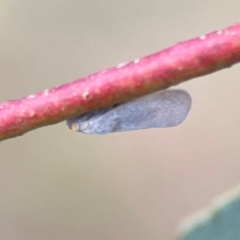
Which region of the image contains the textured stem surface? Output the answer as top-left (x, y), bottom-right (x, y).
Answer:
top-left (1, 23), bottom-right (240, 141)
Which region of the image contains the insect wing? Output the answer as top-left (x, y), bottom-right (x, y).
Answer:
top-left (66, 89), bottom-right (192, 135)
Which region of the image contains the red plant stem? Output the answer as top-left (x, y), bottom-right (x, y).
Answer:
top-left (1, 23), bottom-right (240, 141)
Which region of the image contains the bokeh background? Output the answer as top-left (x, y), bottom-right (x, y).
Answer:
top-left (1, 1), bottom-right (240, 239)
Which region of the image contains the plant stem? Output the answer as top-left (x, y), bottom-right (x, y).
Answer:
top-left (1, 23), bottom-right (240, 141)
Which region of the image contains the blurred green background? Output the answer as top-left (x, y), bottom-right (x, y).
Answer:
top-left (1, 1), bottom-right (240, 239)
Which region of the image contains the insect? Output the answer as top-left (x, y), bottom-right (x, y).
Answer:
top-left (66, 89), bottom-right (192, 135)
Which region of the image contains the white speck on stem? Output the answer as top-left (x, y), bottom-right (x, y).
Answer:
top-left (200, 35), bottom-right (206, 40)
top-left (82, 91), bottom-right (90, 100)
top-left (134, 59), bottom-right (140, 64)
top-left (117, 62), bottom-right (128, 68)
top-left (27, 95), bottom-right (36, 99)
top-left (43, 89), bottom-right (49, 95)
top-left (217, 30), bottom-right (223, 35)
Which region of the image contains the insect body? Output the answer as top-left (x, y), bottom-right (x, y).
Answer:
top-left (66, 89), bottom-right (192, 135)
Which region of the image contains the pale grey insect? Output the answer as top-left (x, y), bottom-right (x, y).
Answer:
top-left (66, 89), bottom-right (192, 135)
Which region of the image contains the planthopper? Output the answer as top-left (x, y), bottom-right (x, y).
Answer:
top-left (66, 89), bottom-right (192, 135)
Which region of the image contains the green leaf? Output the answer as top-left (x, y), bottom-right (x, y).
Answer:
top-left (178, 185), bottom-right (240, 240)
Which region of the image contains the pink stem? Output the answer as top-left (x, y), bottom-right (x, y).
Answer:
top-left (1, 23), bottom-right (240, 141)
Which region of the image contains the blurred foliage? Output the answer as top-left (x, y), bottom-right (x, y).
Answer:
top-left (179, 185), bottom-right (240, 240)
